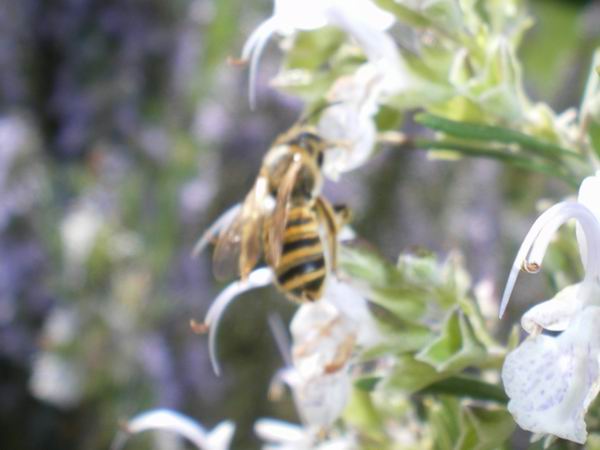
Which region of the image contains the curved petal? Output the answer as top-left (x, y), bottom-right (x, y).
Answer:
top-left (205, 268), bottom-right (274, 375)
top-left (499, 201), bottom-right (600, 318)
top-left (577, 172), bottom-right (600, 268)
top-left (112, 409), bottom-right (210, 450)
top-left (254, 418), bottom-right (307, 445)
top-left (242, 17), bottom-right (279, 110)
top-left (502, 307), bottom-right (600, 444)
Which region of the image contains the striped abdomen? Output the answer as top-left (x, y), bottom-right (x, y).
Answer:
top-left (273, 205), bottom-right (326, 302)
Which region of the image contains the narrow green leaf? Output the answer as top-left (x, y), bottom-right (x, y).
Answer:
top-left (418, 375), bottom-right (508, 404)
top-left (415, 113), bottom-right (583, 162)
top-left (412, 138), bottom-right (578, 188)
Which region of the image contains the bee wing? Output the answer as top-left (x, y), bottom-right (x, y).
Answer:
top-left (212, 177), bottom-right (268, 280)
top-left (192, 203), bottom-right (242, 259)
top-left (212, 209), bottom-right (245, 280)
top-left (267, 159), bottom-right (303, 267)
top-left (238, 178), bottom-right (268, 279)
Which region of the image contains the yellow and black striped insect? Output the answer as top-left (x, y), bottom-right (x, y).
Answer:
top-left (270, 197), bottom-right (350, 302)
top-left (195, 124), bottom-right (350, 303)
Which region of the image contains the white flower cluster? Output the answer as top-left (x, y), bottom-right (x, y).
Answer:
top-left (242, 0), bottom-right (409, 179)
top-left (198, 268), bottom-right (382, 448)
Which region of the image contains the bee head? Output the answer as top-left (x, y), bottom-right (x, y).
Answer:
top-left (287, 130), bottom-right (326, 167)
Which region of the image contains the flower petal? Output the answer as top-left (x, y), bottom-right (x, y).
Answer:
top-left (329, 0), bottom-right (394, 31)
top-left (254, 418), bottom-right (308, 445)
top-left (499, 201), bottom-right (600, 318)
top-left (205, 268), bottom-right (273, 375)
top-left (291, 371), bottom-right (352, 429)
top-left (502, 307), bottom-right (600, 444)
top-left (520, 283), bottom-right (583, 334)
top-left (111, 409), bottom-right (222, 450)
top-left (242, 17), bottom-right (279, 110)
top-left (324, 278), bottom-right (382, 347)
top-left (206, 421), bottom-right (236, 450)
top-left (273, 0), bottom-right (328, 30)
top-left (577, 172), bottom-right (600, 268)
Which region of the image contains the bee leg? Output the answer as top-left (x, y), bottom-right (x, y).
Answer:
top-left (314, 196), bottom-right (340, 274)
top-left (332, 204), bottom-right (352, 228)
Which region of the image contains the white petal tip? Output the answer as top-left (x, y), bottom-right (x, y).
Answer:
top-left (111, 409), bottom-right (212, 450)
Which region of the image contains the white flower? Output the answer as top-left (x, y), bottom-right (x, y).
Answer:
top-left (499, 172), bottom-right (600, 444)
top-left (255, 418), bottom-right (357, 450)
top-left (241, 0), bottom-right (395, 108)
top-left (272, 279), bottom-right (382, 433)
top-left (318, 65), bottom-right (381, 179)
top-left (111, 408), bottom-right (235, 450)
top-left (281, 367), bottom-right (352, 431)
top-left (61, 201), bottom-right (104, 273)
top-left (29, 353), bottom-right (84, 408)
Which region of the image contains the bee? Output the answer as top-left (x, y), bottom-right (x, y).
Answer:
top-left (194, 125), bottom-right (350, 302)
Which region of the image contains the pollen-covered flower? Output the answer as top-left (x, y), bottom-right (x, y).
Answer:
top-left (260, 277), bottom-right (382, 443)
top-left (241, 0), bottom-right (395, 108)
top-left (499, 172), bottom-right (600, 444)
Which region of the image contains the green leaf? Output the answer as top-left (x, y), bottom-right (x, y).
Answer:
top-left (429, 399), bottom-right (514, 450)
top-left (382, 354), bottom-right (447, 393)
top-left (354, 376), bottom-right (381, 392)
top-left (415, 309), bottom-right (486, 372)
top-left (410, 138), bottom-right (578, 188)
top-left (344, 389), bottom-right (381, 437)
top-left (284, 28), bottom-right (346, 71)
top-left (418, 375), bottom-right (508, 404)
top-left (363, 306), bottom-right (433, 355)
top-left (373, 0), bottom-right (433, 28)
top-left (456, 406), bottom-right (515, 450)
top-left (415, 113), bottom-right (582, 162)
top-left (429, 396), bottom-right (462, 450)
top-left (340, 246), bottom-right (429, 320)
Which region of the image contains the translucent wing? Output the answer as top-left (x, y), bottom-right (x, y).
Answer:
top-left (213, 177), bottom-right (268, 280)
top-left (192, 204), bottom-right (242, 259)
top-left (238, 177), bottom-right (268, 279)
top-left (266, 159), bottom-right (303, 267)
top-left (212, 209), bottom-right (244, 280)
